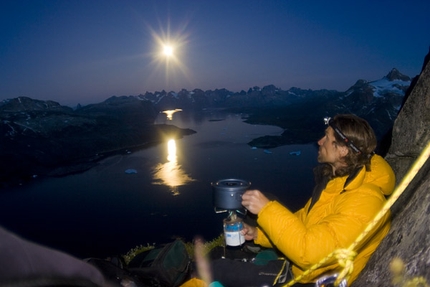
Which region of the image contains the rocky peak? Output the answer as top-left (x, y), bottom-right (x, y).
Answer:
top-left (349, 79), bottom-right (369, 90)
top-left (385, 68), bottom-right (411, 81)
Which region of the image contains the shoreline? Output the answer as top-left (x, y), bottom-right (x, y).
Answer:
top-left (0, 125), bottom-right (196, 190)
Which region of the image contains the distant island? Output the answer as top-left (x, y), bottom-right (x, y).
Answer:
top-left (0, 96), bottom-right (195, 188)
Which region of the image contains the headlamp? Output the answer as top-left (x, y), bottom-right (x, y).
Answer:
top-left (324, 117), bottom-right (362, 154)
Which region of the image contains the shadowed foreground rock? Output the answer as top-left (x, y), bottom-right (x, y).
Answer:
top-left (352, 51), bottom-right (430, 285)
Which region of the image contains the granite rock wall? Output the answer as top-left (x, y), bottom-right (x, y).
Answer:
top-left (352, 51), bottom-right (430, 286)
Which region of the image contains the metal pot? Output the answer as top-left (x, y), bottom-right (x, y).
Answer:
top-left (212, 178), bottom-right (251, 211)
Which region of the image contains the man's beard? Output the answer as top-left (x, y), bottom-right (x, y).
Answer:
top-left (317, 150), bottom-right (324, 163)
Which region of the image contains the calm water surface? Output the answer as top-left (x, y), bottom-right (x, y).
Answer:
top-left (0, 110), bottom-right (318, 258)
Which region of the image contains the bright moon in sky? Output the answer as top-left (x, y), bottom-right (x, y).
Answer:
top-left (148, 28), bottom-right (191, 85)
top-left (163, 45), bottom-right (173, 57)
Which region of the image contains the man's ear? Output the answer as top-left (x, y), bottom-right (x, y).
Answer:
top-left (339, 145), bottom-right (349, 157)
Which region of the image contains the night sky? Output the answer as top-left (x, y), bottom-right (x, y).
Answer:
top-left (1, 0), bottom-right (429, 106)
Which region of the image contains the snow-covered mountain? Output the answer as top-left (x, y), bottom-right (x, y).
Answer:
top-left (130, 68), bottom-right (411, 144)
top-left (134, 68), bottom-right (410, 113)
top-left (241, 68), bottom-right (411, 149)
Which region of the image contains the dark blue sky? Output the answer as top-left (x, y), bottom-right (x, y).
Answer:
top-left (1, 0), bottom-right (429, 106)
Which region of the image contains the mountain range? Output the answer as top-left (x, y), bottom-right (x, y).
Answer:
top-left (139, 68), bottom-right (409, 111)
top-left (136, 68), bottom-right (410, 148)
top-left (0, 68), bottom-right (412, 188)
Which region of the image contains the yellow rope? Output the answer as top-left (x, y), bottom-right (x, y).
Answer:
top-left (282, 140), bottom-right (430, 287)
top-left (273, 259), bottom-right (288, 285)
top-left (334, 249), bottom-right (356, 284)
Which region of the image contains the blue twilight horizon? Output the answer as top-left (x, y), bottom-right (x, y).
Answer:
top-left (0, 0), bottom-right (429, 106)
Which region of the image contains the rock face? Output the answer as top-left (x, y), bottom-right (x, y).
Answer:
top-left (352, 52), bottom-right (430, 285)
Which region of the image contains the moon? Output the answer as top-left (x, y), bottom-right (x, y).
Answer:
top-left (163, 45), bottom-right (174, 57)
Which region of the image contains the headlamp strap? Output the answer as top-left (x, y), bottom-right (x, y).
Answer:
top-left (324, 117), bottom-right (362, 154)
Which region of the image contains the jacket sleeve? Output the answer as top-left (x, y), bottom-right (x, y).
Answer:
top-left (255, 199), bottom-right (311, 248)
top-left (255, 186), bottom-right (387, 270)
top-left (294, 199), bottom-right (311, 221)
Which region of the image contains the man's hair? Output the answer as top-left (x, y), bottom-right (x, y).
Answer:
top-left (329, 114), bottom-right (377, 177)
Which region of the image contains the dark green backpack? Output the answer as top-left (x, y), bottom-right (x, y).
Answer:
top-left (128, 239), bottom-right (191, 287)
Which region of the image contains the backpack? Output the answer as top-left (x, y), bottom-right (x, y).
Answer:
top-left (208, 246), bottom-right (292, 287)
top-left (127, 239), bottom-right (191, 287)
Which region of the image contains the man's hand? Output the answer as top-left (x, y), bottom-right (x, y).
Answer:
top-left (241, 189), bottom-right (270, 215)
top-left (241, 222), bottom-right (258, 241)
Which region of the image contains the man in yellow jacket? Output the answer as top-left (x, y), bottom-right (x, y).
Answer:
top-left (241, 114), bottom-right (395, 286)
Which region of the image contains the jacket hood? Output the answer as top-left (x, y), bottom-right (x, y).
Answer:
top-left (345, 154), bottom-right (395, 196)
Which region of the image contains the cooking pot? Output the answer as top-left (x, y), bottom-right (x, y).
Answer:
top-left (212, 178), bottom-right (251, 211)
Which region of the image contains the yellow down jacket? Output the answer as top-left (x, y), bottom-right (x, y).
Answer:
top-left (254, 154), bottom-right (395, 284)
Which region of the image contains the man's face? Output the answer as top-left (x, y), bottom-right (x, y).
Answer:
top-left (317, 127), bottom-right (347, 168)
